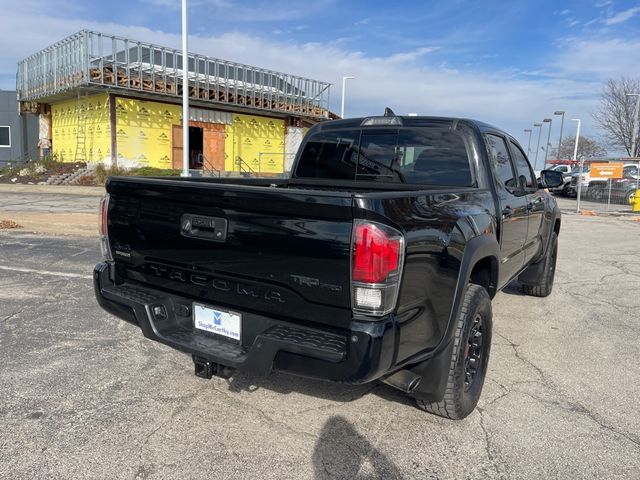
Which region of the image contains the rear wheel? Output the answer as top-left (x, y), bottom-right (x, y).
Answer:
top-left (415, 284), bottom-right (492, 420)
top-left (523, 232), bottom-right (558, 297)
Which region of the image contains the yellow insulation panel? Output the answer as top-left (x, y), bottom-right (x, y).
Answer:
top-left (51, 94), bottom-right (111, 162)
top-left (115, 98), bottom-right (181, 168)
top-left (224, 114), bottom-right (285, 173)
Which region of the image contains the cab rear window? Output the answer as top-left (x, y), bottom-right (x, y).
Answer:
top-left (294, 126), bottom-right (474, 186)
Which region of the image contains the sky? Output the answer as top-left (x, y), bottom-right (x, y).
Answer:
top-left (0, 0), bottom-right (639, 153)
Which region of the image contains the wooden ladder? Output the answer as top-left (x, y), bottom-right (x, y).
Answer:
top-left (74, 91), bottom-right (89, 162)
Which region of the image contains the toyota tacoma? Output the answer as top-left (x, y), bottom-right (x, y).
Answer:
top-left (94, 111), bottom-right (563, 419)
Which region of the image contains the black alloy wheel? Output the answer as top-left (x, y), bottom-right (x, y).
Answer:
top-left (464, 314), bottom-right (483, 390)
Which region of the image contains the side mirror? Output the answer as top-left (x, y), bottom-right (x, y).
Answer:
top-left (539, 169), bottom-right (564, 188)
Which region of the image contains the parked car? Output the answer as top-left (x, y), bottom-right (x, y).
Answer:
top-left (94, 113), bottom-right (563, 420)
top-left (569, 163), bottom-right (593, 197)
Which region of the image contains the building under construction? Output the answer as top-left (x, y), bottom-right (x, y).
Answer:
top-left (16, 30), bottom-right (334, 175)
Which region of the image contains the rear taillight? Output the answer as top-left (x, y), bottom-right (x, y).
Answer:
top-left (99, 194), bottom-right (113, 261)
top-left (351, 220), bottom-right (404, 316)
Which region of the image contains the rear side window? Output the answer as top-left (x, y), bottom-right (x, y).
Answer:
top-left (510, 141), bottom-right (535, 189)
top-left (294, 126), bottom-right (475, 186)
top-left (485, 134), bottom-right (516, 191)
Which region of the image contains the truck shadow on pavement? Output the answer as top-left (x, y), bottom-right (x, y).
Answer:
top-left (312, 415), bottom-right (405, 479)
top-left (223, 373), bottom-right (409, 478)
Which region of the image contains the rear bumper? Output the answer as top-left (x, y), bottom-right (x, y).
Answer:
top-left (94, 262), bottom-right (396, 383)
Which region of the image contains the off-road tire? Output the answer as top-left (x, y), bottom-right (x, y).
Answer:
top-left (522, 232), bottom-right (558, 297)
top-left (561, 183), bottom-right (572, 197)
top-left (415, 284), bottom-right (492, 420)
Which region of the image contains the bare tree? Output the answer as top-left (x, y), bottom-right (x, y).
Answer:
top-left (592, 77), bottom-right (640, 157)
top-left (555, 135), bottom-right (607, 160)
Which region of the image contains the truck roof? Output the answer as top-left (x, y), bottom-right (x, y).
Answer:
top-left (316, 115), bottom-right (505, 135)
top-left (319, 115), bottom-right (500, 129)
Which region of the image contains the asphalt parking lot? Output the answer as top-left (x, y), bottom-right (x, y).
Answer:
top-left (1, 206), bottom-right (640, 478)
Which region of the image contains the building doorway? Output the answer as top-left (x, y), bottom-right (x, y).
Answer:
top-left (189, 126), bottom-right (203, 169)
top-left (172, 122), bottom-right (225, 172)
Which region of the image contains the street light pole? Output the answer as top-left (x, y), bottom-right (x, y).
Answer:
top-left (340, 76), bottom-right (355, 118)
top-left (533, 123), bottom-right (542, 170)
top-left (554, 111), bottom-right (565, 160)
top-left (626, 93), bottom-right (640, 158)
top-left (542, 118), bottom-right (552, 169)
top-left (572, 118), bottom-right (582, 213)
top-left (524, 128), bottom-right (532, 158)
top-left (181, 0), bottom-right (190, 177)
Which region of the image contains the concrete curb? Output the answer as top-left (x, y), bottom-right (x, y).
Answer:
top-left (0, 184), bottom-right (105, 197)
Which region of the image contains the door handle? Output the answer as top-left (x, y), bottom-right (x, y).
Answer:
top-left (502, 206), bottom-right (513, 218)
top-left (180, 214), bottom-right (228, 242)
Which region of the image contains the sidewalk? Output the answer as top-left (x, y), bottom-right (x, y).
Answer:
top-left (0, 184), bottom-right (102, 237)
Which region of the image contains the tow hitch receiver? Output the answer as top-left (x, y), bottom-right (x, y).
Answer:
top-left (192, 355), bottom-right (235, 380)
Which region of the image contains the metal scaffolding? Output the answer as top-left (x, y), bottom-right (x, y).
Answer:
top-left (17, 31), bottom-right (332, 119)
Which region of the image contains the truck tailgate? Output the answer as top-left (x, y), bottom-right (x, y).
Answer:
top-left (105, 178), bottom-right (355, 329)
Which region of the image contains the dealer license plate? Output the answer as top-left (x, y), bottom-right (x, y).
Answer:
top-left (193, 303), bottom-right (242, 342)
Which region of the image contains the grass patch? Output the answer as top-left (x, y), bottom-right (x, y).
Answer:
top-left (95, 164), bottom-right (181, 185)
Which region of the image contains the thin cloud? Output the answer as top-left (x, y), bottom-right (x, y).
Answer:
top-left (603, 6), bottom-right (640, 25)
top-left (386, 47), bottom-right (439, 63)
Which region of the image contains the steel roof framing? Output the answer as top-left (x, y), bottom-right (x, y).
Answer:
top-left (17, 31), bottom-right (332, 119)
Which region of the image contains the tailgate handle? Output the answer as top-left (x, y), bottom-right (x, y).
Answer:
top-left (180, 214), bottom-right (228, 242)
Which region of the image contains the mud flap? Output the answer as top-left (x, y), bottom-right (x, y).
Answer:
top-left (407, 339), bottom-right (455, 402)
top-left (518, 256), bottom-right (546, 286)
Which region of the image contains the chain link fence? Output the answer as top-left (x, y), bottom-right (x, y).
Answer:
top-left (565, 160), bottom-right (640, 213)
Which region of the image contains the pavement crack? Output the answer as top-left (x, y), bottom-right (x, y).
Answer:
top-left (477, 407), bottom-right (504, 478)
top-left (134, 385), bottom-right (207, 478)
top-left (497, 332), bottom-right (640, 450)
top-left (482, 380), bottom-right (511, 409)
top-left (2, 310), bottom-right (23, 322)
top-left (517, 390), bottom-right (640, 450)
top-left (211, 382), bottom-right (320, 441)
top-left (568, 402), bottom-right (640, 449)
top-left (496, 333), bottom-right (548, 383)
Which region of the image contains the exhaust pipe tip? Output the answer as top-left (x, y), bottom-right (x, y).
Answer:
top-left (382, 369), bottom-right (422, 393)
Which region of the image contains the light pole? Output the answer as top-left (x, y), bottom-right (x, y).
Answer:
top-left (572, 118), bottom-right (582, 213)
top-left (524, 128), bottom-right (532, 158)
top-left (533, 123), bottom-right (542, 170)
top-left (542, 118), bottom-right (552, 169)
top-left (181, 0), bottom-right (190, 177)
top-left (626, 93), bottom-right (640, 158)
top-left (340, 76), bottom-right (355, 118)
top-left (554, 111), bottom-right (565, 160)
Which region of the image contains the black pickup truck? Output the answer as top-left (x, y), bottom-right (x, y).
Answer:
top-left (94, 113), bottom-right (563, 419)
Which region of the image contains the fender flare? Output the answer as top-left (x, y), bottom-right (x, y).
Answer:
top-left (408, 234), bottom-right (500, 401)
top-left (438, 234), bottom-right (500, 353)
